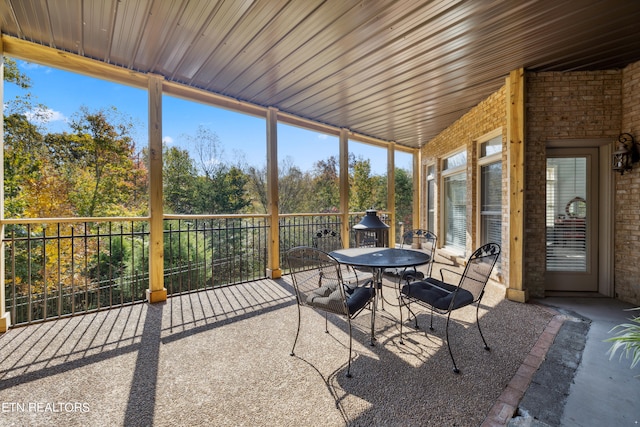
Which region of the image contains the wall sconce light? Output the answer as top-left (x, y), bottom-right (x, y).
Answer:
top-left (612, 133), bottom-right (639, 175)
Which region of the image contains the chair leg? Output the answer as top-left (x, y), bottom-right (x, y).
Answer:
top-left (346, 319), bottom-right (353, 378)
top-left (398, 296), bottom-right (404, 344)
top-left (409, 308), bottom-right (420, 329)
top-left (325, 312), bottom-right (329, 333)
top-left (476, 302), bottom-right (490, 351)
top-left (444, 312), bottom-right (460, 374)
top-left (369, 300), bottom-right (376, 347)
top-left (290, 305), bottom-right (302, 356)
top-left (429, 307), bottom-right (435, 331)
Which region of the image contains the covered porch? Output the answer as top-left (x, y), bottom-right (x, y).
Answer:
top-left (1, 1), bottom-right (640, 425)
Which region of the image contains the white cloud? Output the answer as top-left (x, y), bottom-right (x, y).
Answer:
top-left (162, 136), bottom-right (174, 144)
top-left (25, 107), bottom-right (67, 124)
top-left (20, 61), bottom-right (42, 70)
top-left (317, 134), bottom-right (329, 140)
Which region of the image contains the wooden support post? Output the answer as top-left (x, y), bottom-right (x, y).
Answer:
top-left (340, 129), bottom-right (350, 248)
top-left (506, 68), bottom-right (528, 303)
top-left (266, 107), bottom-right (281, 278)
top-left (147, 74), bottom-right (167, 303)
top-left (387, 143), bottom-right (396, 246)
top-left (0, 47), bottom-right (11, 332)
top-left (412, 149), bottom-right (421, 231)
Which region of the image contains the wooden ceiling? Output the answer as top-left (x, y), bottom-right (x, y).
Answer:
top-left (2, 0), bottom-right (640, 149)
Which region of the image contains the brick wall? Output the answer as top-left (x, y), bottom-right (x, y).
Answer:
top-left (420, 86), bottom-right (507, 282)
top-left (526, 70), bottom-right (623, 298)
top-left (617, 61), bottom-right (640, 304)
top-left (421, 64), bottom-right (640, 304)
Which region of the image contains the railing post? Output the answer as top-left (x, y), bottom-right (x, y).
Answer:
top-left (147, 74), bottom-right (167, 303)
top-left (0, 51), bottom-right (11, 332)
top-left (266, 107), bottom-right (281, 278)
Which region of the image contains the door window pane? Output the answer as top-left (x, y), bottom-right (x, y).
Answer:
top-left (546, 157), bottom-right (587, 272)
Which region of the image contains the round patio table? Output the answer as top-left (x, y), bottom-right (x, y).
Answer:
top-left (329, 247), bottom-right (431, 340)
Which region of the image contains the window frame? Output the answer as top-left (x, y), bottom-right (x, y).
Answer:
top-left (441, 149), bottom-right (467, 255)
top-left (476, 130), bottom-right (503, 251)
top-left (424, 163), bottom-right (436, 234)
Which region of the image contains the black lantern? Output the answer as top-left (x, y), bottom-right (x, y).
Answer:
top-left (353, 209), bottom-right (390, 247)
top-left (612, 133), bottom-right (639, 175)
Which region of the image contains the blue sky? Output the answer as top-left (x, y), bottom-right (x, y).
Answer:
top-left (4, 60), bottom-right (412, 174)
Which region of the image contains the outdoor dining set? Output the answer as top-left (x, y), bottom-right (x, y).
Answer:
top-left (286, 217), bottom-right (501, 377)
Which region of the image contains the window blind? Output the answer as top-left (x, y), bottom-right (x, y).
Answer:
top-left (444, 172), bottom-right (466, 250)
top-left (546, 157), bottom-right (587, 272)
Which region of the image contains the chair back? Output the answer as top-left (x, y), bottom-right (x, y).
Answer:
top-left (400, 229), bottom-right (437, 276)
top-left (458, 242), bottom-right (501, 301)
top-left (286, 246), bottom-right (348, 315)
top-left (312, 228), bottom-right (343, 252)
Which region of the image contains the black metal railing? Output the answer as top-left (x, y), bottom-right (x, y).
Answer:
top-left (163, 216), bottom-right (268, 295)
top-left (3, 212), bottom-right (391, 326)
top-left (4, 219), bottom-right (150, 325)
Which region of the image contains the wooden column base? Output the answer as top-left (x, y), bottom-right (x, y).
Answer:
top-left (266, 268), bottom-right (282, 279)
top-left (0, 312), bottom-right (11, 333)
top-left (146, 288), bottom-right (167, 304)
top-left (506, 288), bottom-right (529, 303)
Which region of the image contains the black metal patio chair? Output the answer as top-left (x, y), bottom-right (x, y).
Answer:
top-left (286, 246), bottom-right (376, 377)
top-left (386, 229), bottom-right (437, 281)
top-left (312, 227), bottom-right (371, 287)
top-left (398, 242), bottom-right (501, 373)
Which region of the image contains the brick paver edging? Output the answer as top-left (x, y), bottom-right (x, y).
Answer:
top-left (480, 305), bottom-right (563, 427)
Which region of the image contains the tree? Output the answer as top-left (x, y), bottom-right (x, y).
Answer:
top-left (310, 155), bottom-right (340, 212)
top-left (179, 125), bottom-right (250, 214)
top-left (244, 157), bottom-right (313, 214)
top-left (394, 167), bottom-right (413, 229)
top-left (245, 164), bottom-right (268, 213)
top-left (3, 57), bottom-right (31, 88)
top-left (3, 114), bottom-right (47, 217)
top-left (45, 106), bottom-right (144, 216)
top-left (278, 157), bottom-right (312, 214)
top-left (163, 145), bottom-right (197, 213)
top-left (350, 156), bottom-right (376, 211)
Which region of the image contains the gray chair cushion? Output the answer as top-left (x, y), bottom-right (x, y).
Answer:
top-left (306, 284), bottom-right (373, 315)
top-left (346, 286), bottom-right (374, 314)
top-left (401, 278), bottom-right (474, 311)
top-left (307, 285), bottom-right (345, 314)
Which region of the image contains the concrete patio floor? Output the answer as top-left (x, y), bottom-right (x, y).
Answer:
top-left (0, 271), bottom-right (559, 427)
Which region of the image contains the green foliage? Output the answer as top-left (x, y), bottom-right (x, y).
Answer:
top-left (169, 126), bottom-right (251, 214)
top-left (606, 308), bottom-right (640, 371)
top-left (3, 114), bottom-right (46, 217)
top-left (3, 57), bottom-right (31, 88)
top-left (395, 167), bottom-right (414, 229)
top-left (163, 145), bottom-right (197, 214)
top-left (311, 155), bottom-right (340, 212)
top-left (278, 158), bottom-right (312, 214)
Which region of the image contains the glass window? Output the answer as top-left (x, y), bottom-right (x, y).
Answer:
top-left (443, 151), bottom-right (467, 171)
top-left (479, 135), bottom-right (502, 249)
top-left (426, 164), bottom-right (435, 232)
top-left (443, 172), bottom-right (466, 251)
top-left (480, 136), bottom-right (502, 157)
top-left (480, 162), bottom-right (502, 245)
